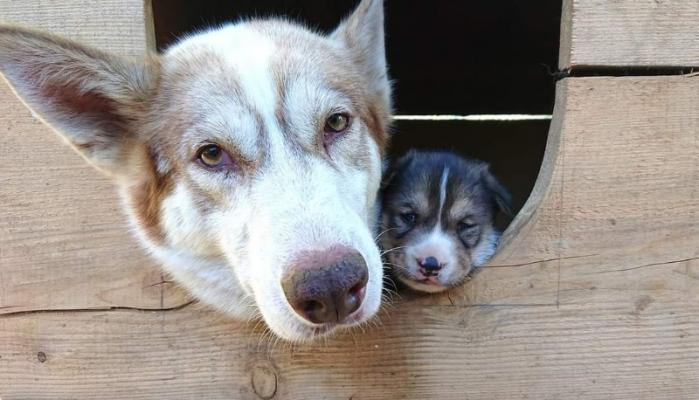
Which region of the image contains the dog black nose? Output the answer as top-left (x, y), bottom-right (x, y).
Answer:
top-left (419, 256), bottom-right (442, 276)
top-left (421, 256), bottom-right (441, 271)
top-left (282, 248), bottom-right (368, 325)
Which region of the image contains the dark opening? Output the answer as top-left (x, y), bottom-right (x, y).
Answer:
top-left (152, 0), bottom-right (561, 225)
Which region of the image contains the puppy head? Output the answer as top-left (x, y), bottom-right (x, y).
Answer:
top-left (0, 0), bottom-right (391, 341)
top-left (381, 150), bottom-right (512, 293)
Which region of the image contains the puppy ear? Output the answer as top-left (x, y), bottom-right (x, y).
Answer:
top-left (482, 167), bottom-right (513, 217)
top-left (331, 0), bottom-right (391, 110)
top-left (381, 149), bottom-right (416, 190)
top-left (0, 26), bottom-right (157, 177)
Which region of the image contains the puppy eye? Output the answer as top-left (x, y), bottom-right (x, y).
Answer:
top-left (457, 220), bottom-right (477, 232)
top-left (325, 113), bottom-right (350, 133)
top-left (196, 144), bottom-right (234, 171)
top-left (400, 212), bottom-right (417, 225)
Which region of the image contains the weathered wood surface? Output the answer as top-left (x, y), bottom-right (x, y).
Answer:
top-left (560, 0), bottom-right (699, 68)
top-left (0, 0), bottom-right (189, 315)
top-left (0, 0), bottom-right (154, 58)
top-left (2, 75), bottom-right (698, 399)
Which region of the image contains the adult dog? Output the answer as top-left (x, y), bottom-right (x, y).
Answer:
top-left (0, 0), bottom-right (391, 342)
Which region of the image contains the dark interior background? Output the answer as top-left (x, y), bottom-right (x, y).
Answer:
top-left (152, 0), bottom-right (561, 225)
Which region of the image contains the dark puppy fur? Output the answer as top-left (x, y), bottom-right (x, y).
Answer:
top-left (380, 150), bottom-right (512, 293)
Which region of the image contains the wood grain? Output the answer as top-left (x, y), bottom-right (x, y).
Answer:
top-left (2, 75), bottom-right (699, 398)
top-left (1, 284), bottom-right (698, 399)
top-left (0, 0), bottom-right (154, 58)
top-left (560, 0), bottom-right (699, 68)
top-left (0, 0), bottom-right (189, 315)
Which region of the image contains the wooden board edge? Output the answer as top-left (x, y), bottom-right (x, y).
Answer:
top-left (491, 78), bottom-right (567, 264)
top-left (558, 0), bottom-right (573, 70)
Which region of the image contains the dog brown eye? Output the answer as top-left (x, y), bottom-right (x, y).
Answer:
top-left (324, 113), bottom-right (350, 133)
top-left (199, 145), bottom-right (222, 166)
top-left (196, 144), bottom-right (234, 171)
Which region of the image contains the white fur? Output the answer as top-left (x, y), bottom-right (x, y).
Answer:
top-left (152, 2), bottom-right (386, 341)
top-left (472, 230), bottom-right (501, 267)
top-left (436, 166), bottom-right (450, 225)
top-left (153, 24), bottom-right (385, 340)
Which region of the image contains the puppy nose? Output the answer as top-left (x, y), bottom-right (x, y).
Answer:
top-left (282, 248), bottom-right (368, 324)
top-left (419, 256), bottom-right (442, 275)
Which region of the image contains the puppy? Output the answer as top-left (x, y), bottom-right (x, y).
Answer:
top-left (380, 150), bottom-right (512, 293)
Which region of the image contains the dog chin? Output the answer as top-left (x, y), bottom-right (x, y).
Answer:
top-left (399, 275), bottom-right (450, 293)
top-left (263, 305), bottom-right (379, 343)
top-left (278, 310), bottom-right (372, 342)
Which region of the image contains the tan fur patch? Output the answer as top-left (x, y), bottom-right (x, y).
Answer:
top-left (126, 149), bottom-right (174, 244)
top-left (449, 198), bottom-right (475, 222)
top-left (364, 97), bottom-right (390, 153)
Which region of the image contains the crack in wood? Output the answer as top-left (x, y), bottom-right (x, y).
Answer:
top-left (485, 253), bottom-right (599, 269)
top-left (456, 303), bottom-right (555, 308)
top-left (556, 67), bottom-right (699, 81)
top-left (0, 300), bottom-right (197, 318)
top-left (591, 257), bottom-right (699, 275)
top-left (429, 302), bottom-right (556, 309)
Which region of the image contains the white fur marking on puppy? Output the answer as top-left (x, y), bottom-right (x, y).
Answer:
top-left (417, 228), bottom-right (456, 267)
top-left (435, 166), bottom-right (450, 227)
top-left (472, 230), bottom-right (501, 267)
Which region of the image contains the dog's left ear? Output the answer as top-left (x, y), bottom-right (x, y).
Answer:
top-left (332, 0), bottom-right (391, 112)
top-left (0, 26), bottom-right (157, 178)
top-left (482, 167), bottom-right (513, 217)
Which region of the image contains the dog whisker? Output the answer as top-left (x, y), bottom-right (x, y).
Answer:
top-left (374, 227), bottom-right (399, 241)
top-left (380, 245), bottom-right (407, 256)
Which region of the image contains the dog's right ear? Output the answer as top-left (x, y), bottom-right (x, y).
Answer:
top-left (0, 26), bottom-right (158, 178)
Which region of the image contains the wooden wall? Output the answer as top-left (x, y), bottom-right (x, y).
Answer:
top-left (0, 0), bottom-right (189, 318)
top-left (1, 0), bottom-right (699, 399)
top-left (560, 0), bottom-right (699, 68)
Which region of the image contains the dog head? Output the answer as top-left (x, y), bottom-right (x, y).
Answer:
top-left (380, 150), bottom-right (512, 293)
top-left (0, 0), bottom-right (391, 341)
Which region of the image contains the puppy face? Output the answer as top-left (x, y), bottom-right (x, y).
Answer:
top-left (380, 151), bottom-right (512, 293)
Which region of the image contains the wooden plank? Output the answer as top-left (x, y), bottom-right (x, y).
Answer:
top-left (560, 0), bottom-right (699, 68)
top-left (0, 0), bottom-right (189, 314)
top-left (0, 0), bottom-right (154, 58)
top-left (497, 75), bottom-right (699, 266)
top-left (1, 278), bottom-right (698, 399)
top-left (2, 75), bottom-right (698, 398)
top-left (0, 86), bottom-right (189, 314)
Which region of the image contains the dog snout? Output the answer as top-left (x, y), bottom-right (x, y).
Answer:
top-left (282, 248), bottom-right (368, 325)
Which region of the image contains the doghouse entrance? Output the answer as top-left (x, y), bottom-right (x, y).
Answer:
top-left (152, 0), bottom-right (561, 228)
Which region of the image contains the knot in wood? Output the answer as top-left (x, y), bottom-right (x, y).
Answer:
top-left (251, 361), bottom-right (278, 399)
